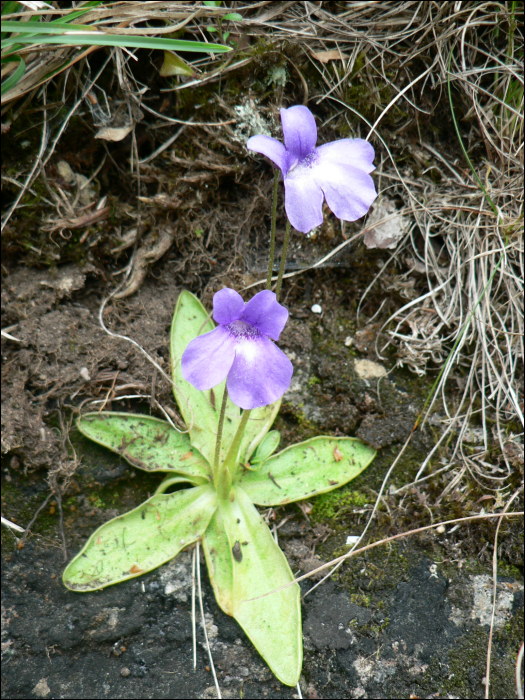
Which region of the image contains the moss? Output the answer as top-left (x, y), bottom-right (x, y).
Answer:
top-left (350, 592), bottom-right (371, 607)
top-left (312, 487), bottom-right (369, 522)
top-left (1, 424), bottom-right (167, 553)
top-left (366, 617), bottom-right (390, 638)
top-left (497, 560), bottom-right (523, 579)
top-left (1, 477), bottom-right (57, 544)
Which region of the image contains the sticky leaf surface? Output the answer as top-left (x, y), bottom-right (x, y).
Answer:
top-left (202, 507), bottom-right (234, 616)
top-left (78, 412), bottom-right (210, 480)
top-left (218, 487), bottom-right (302, 687)
top-left (238, 437), bottom-right (376, 506)
top-left (63, 485), bottom-right (217, 591)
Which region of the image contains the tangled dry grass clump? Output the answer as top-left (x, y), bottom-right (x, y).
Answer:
top-left (258, 1), bottom-right (524, 496)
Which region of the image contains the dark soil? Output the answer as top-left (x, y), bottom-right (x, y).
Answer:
top-left (2, 38), bottom-right (523, 700)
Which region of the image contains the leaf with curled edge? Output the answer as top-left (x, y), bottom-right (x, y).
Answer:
top-left (215, 487), bottom-right (302, 687)
top-left (63, 485), bottom-right (217, 592)
top-left (78, 412), bottom-right (210, 482)
top-left (238, 436), bottom-right (376, 506)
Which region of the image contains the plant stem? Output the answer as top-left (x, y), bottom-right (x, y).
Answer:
top-left (274, 219), bottom-right (291, 301)
top-left (213, 387), bottom-right (229, 479)
top-left (266, 170), bottom-right (280, 290)
top-left (216, 409), bottom-right (251, 498)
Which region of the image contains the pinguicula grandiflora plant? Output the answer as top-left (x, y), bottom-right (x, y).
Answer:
top-left (63, 105), bottom-right (378, 687)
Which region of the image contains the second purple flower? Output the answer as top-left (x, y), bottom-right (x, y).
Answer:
top-left (181, 288), bottom-right (293, 410)
top-left (247, 105), bottom-right (377, 234)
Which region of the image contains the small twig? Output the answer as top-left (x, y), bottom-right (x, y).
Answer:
top-left (247, 511), bottom-right (524, 602)
top-left (98, 371), bottom-right (119, 413)
top-left (366, 63), bottom-right (434, 140)
top-left (1, 516), bottom-right (25, 533)
top-left (1, 330), bottom-right (21, 342)
top-left (97, 290), bottom-right (194, 432)
top-left (22, 492), bottom-right (53, 540)
top-left (139, 120), bottom-right (192, 165)
top-left (304, 424), bottom-right (416, 600)
top-left (1, 86), bottom-right (48, 233)
top-left (53, 479), bottom-right (68, 563)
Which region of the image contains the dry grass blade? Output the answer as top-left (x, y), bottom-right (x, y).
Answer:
top-left (196, 541), bottom-right (222, 699)
top-left (485, 487), bottom-right (523, 700)
top-left (1, 3), bottom-right (230, 106)
top-left (246, 511), bottom-right (524, 603)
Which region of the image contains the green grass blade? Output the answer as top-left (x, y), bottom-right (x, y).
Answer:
top-left (1, 54), bottom-right (25, 95)
top-left (1, 27), bottom-right (230, 53)
top-left (53, 1), bottom-right (104, 24)
top-left (1, 1), bottom-right (20, 16)
top-left (1, 20), bottom-right (104, 33)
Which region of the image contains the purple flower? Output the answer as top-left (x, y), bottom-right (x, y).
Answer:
top-left (247, 105), bottom-right (377, 234)
top-left (181, 288), bottom-right (293, 410)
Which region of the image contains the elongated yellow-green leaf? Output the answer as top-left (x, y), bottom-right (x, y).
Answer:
top-left (202, 507), bottom-right (234, 615)
top-left (238, 436), bottom-right (376, 506)
top-left (218, 487), bottom-right (302, 687)
top-left (78, 412), bottom-right (210, 481)
top-left (63, 485), bottom-right (217, 591)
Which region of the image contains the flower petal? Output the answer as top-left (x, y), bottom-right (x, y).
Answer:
top-left (280, 106), bottom-right (317, 161)
top-left (181, 326), bottom-right (236, 391)
top-left (227, 336), bottom-right (293, 410)
top-left (247, 135), bottom-right (288, 172)
top-left (313, 161), bottom-right (377, 223)
top-left (240, 290), bottom-right (289, 341)
top-left (317, 138), bottom-right (376, 174)
top-left (213, 288), bottom-right (245, 325)
top-left (283, 171), bottom-right (324, 234)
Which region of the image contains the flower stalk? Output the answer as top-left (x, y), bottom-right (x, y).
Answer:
top-left (267, 169), bottom-right (280, 290)
top-left (216, 408), bottom-right (251, 498)
top-left (275, 220), bottom-right (291, 301)
top-left (213, 387), bottom-right (229, 478)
